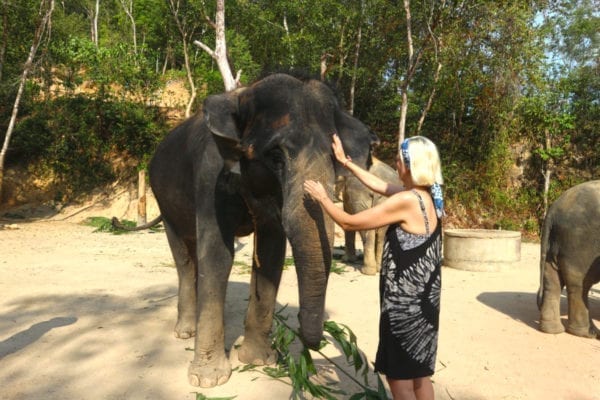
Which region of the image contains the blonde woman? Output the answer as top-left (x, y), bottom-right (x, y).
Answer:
top-left (304, 134), bottom-right (444, 400)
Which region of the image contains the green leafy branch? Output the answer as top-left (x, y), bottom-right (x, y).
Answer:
top-left (242, 306), bottom-right (388, 400)
top-left (84, 216), bottom-right (162, 234)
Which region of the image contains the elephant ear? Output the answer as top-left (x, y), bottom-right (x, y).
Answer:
top-left (203, 91), bottom-right (244, 172)
top-left (334, 110), bottom-right (379, 172)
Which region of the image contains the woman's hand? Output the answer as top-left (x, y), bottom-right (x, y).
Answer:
top-left (303, 180), bottom-right (329, 203)
top-left (332, 134), bottom-right (349, 164)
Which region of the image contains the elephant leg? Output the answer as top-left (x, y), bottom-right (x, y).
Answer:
top-left (188, 230), bottom-right (234, 388)
top-left (237, 224), bottom-right (286, 365)
top-left (581, 277), bottom-right (600, 338)
top-left (539, 259), bottom-right (565, 334)
top-left (361, 230), bottom-right (378, 275)
top-left (343, 230), bottom-right (358, 263)
top-left (164, 222), bottom-right (197, 339)
top-left (564, 268), bottom-right (596, 338)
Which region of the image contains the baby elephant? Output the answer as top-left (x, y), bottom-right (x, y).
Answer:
top-left (537, 180), bottom-right (600, 338)
top-left (339, 157), bottom-right (401, 275)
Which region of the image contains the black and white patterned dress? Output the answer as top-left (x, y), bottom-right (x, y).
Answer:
top-left (374, 190), bottom-right (442, 380)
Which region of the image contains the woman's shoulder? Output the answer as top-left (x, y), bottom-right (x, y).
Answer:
top-left (390, 188), bottom-right (424, 201)
top-left (387, 189), bottom-right (421, 210)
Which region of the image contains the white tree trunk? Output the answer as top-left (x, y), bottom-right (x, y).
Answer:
top-left (137, 169), bottom-right (147, 226)
top-left (0, 0), bottom-right (55, 200)
top-left (398, 0), bottom-right (414, 146)
top-left (93, 0), bottom-right (99, 46)
top-left (194, 0), bottom-right (240, 92)
top-left (542, 130), bottom-right (553, 219)
top-left (119, 0), bottom-right (137, 57)
top-left (167, 0), bottom-right (197, 117)
top-left (182, 39), bottom-right (196, 117)
top-left (398, 0), bottom-right (444, 144)
top-left (349, 13), bottom-right (363, 116)
top-left (416, 61), bottom-right (442, 135)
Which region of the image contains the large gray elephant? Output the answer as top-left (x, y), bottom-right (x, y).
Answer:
top-left (537, 180), bottom-right (600, 339)
top-left (148, 73), bottom-right (378, 387)
top-left (339, 157), bottom-right (400, 275)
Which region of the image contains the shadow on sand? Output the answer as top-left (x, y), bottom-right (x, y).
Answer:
top-left (477, 290), bottom-right (600, 332)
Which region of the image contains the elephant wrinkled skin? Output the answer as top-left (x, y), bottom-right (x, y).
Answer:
top-left (537, 180), bottom-right (600, 339)
top-left (148, 73), bottom-right (378, 387)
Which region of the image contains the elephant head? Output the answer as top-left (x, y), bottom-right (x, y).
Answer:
top-left (203, 73), bottom-right (378, 348)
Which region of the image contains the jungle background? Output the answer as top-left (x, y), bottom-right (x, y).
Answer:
top-left (0, 0), bottom-right (598, 239)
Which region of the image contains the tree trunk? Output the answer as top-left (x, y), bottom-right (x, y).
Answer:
top-left (193, 0), bottom-right (239, 92)
top-left (0, 0), bottom-right (54, 201)
top-left (397, 0), bottom-right (414, 146)
top-left (119, 0), bottom-right (137, 57)
top-left (348, 6), bottom-right (363, 116)
top-left (542, 129), bottom-right (553, 219)
top-left (416, 61), bottom-right (442, 135)
top-left (182, 38), bottom-right (196, 117)
top-left (320, 53), bottom-right (332, 81)
top-left (167, 0), bottom-right (198, 116)
top-left (0, 0), bottom-right (8, 81)
top-left (137, 169), bottom-right (147, 226)
top-left (93, 0), bottom-right (99, 45)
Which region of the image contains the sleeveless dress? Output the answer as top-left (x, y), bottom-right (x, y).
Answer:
top-left (374, 190), bottom-right (442, 379)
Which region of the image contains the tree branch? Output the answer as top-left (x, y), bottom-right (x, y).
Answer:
top-left (193, 40), bottom-right (215, 59)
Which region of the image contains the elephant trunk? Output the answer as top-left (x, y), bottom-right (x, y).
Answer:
top-left (283, 167), bottom-right (335, 349)
top-left (288, 220), bottom-right (334, 349)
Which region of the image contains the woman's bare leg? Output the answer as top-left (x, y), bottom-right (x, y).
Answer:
top-left (387, 377), bottom-right (434, 400)
top-left (413, 377), bottom-right (434, 400)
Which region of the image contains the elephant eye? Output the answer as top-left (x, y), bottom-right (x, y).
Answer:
top-left (266, 147), bottom-right (286, 171)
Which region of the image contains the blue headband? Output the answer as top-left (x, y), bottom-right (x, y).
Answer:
top-left (400, 139), bottom-right (411, 169)
top-left (401, 138), bottom-right (445, 218)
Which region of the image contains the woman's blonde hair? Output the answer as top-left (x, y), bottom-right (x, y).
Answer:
top-left (400, 136), bottom-right (443, 186)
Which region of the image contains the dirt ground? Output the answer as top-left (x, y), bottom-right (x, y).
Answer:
top-left (1, 194), bottom-right (599, 400)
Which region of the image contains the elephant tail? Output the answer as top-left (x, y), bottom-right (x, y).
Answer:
top-left (111, 215), bottom-right (163, 231)
top-left (537, 211), bottom-right (554, 310)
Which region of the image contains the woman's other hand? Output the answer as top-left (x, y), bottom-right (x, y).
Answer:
top-left (303, 180), bottom-right (328, 203)
top-left (332, 134), bottom-right (349, 164)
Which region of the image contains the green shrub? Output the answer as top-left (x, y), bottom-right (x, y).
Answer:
top-left (8, 94), bottom-right (169, 199)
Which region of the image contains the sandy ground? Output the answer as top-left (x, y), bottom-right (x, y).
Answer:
top-left (0, 196), bottom-right (599, 400)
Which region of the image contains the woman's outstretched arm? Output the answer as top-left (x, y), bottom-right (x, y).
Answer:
top-left (332, 134), bottom-right (403, 197)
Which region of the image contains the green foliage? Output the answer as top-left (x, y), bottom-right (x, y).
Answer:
top-left (7, 94), bottom-right (168, 199)
top-left (83, 216), bottom-right (126, 234)
top-left (1, 0), bottom-right (597, 240)
top-left (283, 257), bottom-right (295, 267)
top-left (330, 260), bottom-right (346, 275)
top-left (83, 216), bottom-right (162, 234)
top-left (241, 307), bottom-right (388, 400)
top-left (194, 394), bottom-right (236, 400)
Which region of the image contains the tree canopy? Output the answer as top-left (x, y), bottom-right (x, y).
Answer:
top-left (0, 0), bottom-right (598, 236)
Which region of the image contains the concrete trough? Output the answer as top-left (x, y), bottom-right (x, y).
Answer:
top-left (443, 229), bottom-right (521, 272)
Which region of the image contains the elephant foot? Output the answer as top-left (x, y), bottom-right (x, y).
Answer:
top-left (566, 323), bottom-right (598, 339)
top-left (174, 316), bottom-right (196, 339)
top-left (360, 266), bottom-right (378, 276)
top-left (188, 352), bottom-right (231, 387)
top-left (236, 336), bottom-right (277, 366)
top-left (539, 319), bottom-right (565, 334)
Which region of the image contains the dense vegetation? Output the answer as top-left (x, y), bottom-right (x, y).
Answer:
top-left (0, 0), bottom-right (598, 237)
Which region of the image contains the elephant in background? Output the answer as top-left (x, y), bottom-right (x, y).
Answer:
top-left (537, 180), bottom-right (600, 339)
top-left (338, 157), bottom-right (400, 275)
top-left (148, 73), bottom-right (378, 387)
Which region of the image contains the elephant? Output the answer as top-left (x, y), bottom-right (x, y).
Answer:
top-left (147, 73), bottom-right (378, 387)
top-left (338, 157), bottom-right (401, 275)
top-left (537, 180), bottom-right (600, 339)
